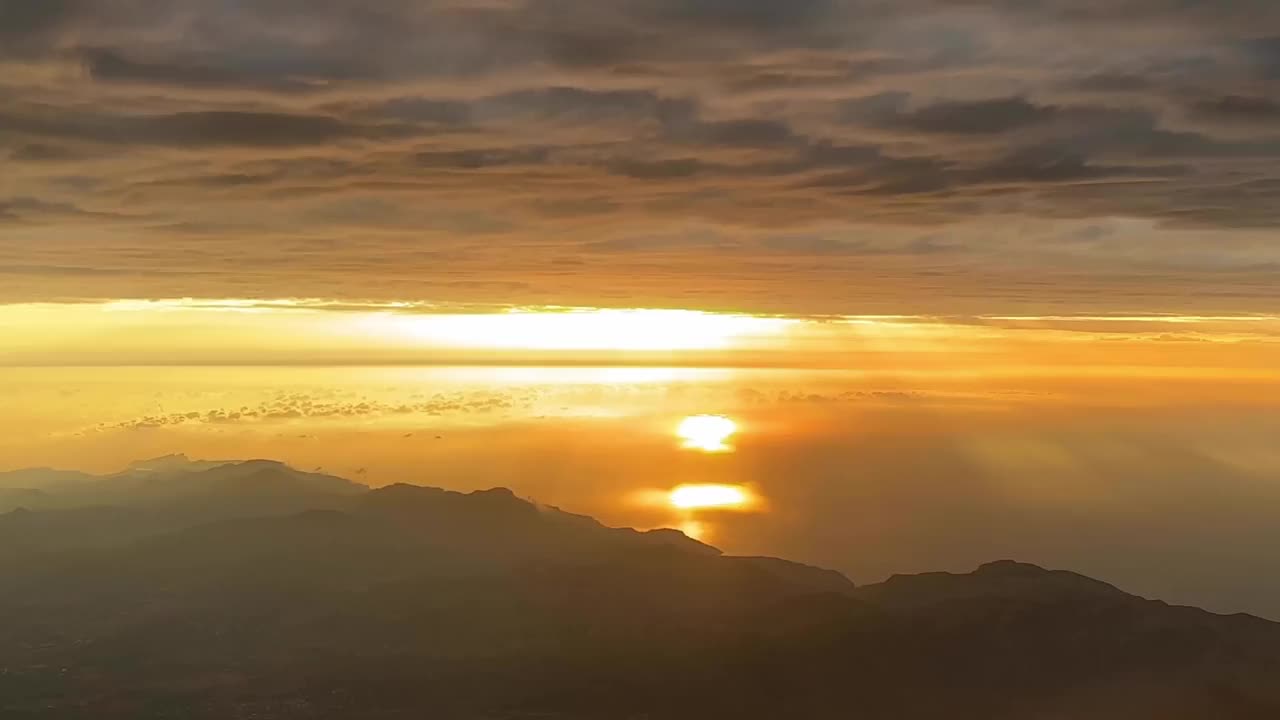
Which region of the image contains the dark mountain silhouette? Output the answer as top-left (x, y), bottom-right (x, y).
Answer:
top-left (2, 458), bottom-right (1279, 718)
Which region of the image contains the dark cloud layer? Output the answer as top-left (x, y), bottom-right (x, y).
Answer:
top-left (3, 0), bottom-right (1280, 311)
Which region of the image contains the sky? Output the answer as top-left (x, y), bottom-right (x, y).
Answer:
top-left (3, 0), bottom-right (1280, 313)
top-left (5, 1), bottom-right (1280, 618)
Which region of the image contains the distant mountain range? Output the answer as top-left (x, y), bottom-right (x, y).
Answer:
top-left (2, 457), bottom-right (1279, 718)
top-left (0, 454), bottom-right (362, 508)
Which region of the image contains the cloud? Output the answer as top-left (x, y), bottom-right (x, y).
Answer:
top-left (966, 146), bottom-right (1187, 185)
top-left (413, 147), bottom-right (551, 170)
top-left (79, 47), bottom-right (325, 93)
top-left (607, 158), bottom-right (708, 180)
top-left (1069, 73), bottom-right (1158, 94)
top-left (4, 0), bottom-right (1280, 312)
top-left (849, 95), bottom-right (1061, 135)
top-left (0, 0), bottom-right (80, 50)
top-left (643, 0), bottom-right (836, 30)
top-left (1244, 36), bottom-right (1280, 80)
top-left (7, 143), bottom-right (89, 162)
top-left (1189, 95), bottom-right (1280, 125)
top-left (98, 391), bottom-right (526, 433)
top-left (3, 108), bottom-right (413, 148)
top-left (0, 197), bottom-right (125, 225)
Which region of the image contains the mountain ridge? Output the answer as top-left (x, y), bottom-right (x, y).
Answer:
top-left (2, 456), bottom-right (1279, 718)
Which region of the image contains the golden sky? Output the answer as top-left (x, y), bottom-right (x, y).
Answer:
top-left (5, 300), bottom-right (1280, 372)
top-left (5, 357), bottom-right (1280, 618)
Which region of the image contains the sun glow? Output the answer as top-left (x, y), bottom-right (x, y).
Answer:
top-left (676, 414), bottom-right (738, 452)
top-left (669, 484), bottom-right (752, 510)
top-left (10, 301), bottom-right (1280, 379)
top-left (368, 308), bottom-right (794, 352)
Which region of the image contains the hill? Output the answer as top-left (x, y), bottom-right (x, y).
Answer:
top-left (1, 458), bottom-right (1278, 718)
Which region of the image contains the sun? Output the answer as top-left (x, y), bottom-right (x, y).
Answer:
top-left (669, 484), bottom-right (752, 510)
top-left (676, 415), bottom-right (738, 452)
